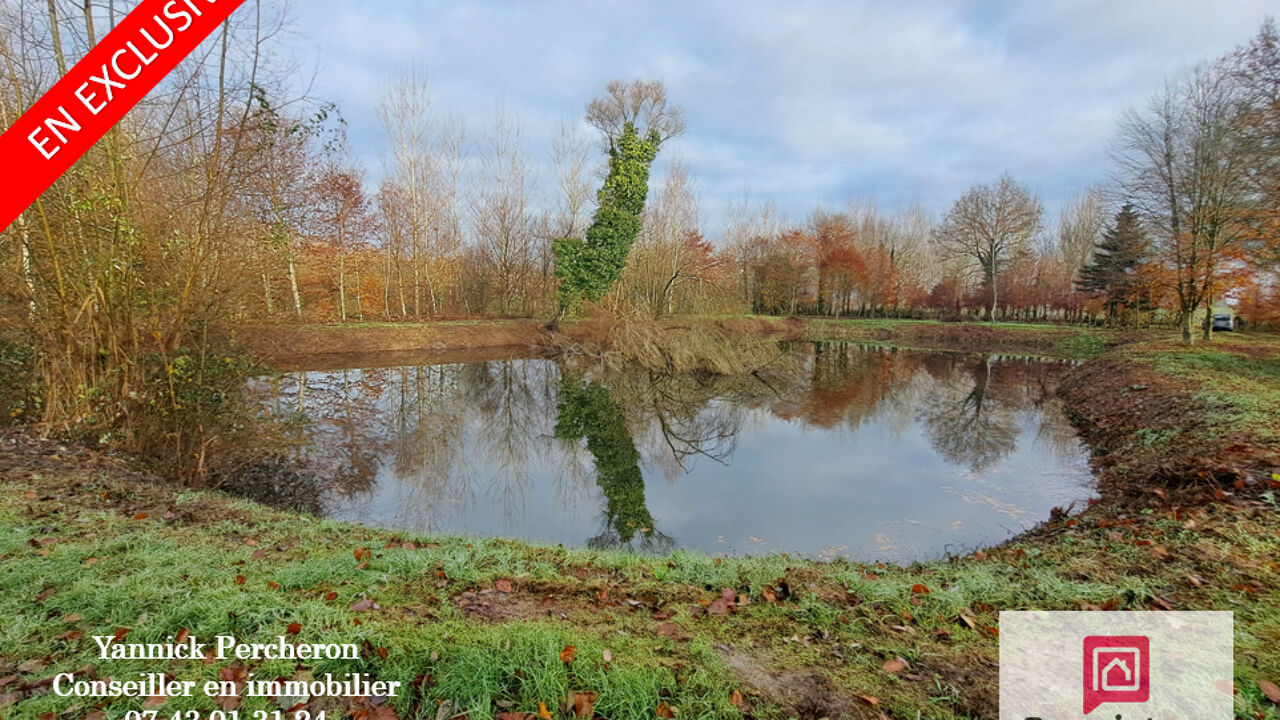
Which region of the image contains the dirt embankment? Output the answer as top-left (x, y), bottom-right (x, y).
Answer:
top-left (235, 320), bottom-right (554, 368)
top-left (235, 317), bottom-right (803, 369)
top-left (1059, 345), bottom-right (1280, 501)
top-left (239, 316), bottom-right (1137, 369)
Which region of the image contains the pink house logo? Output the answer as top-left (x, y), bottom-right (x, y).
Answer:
top-left (1083, 636), bottom-right (1151, 714)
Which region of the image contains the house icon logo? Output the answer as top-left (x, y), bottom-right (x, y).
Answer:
top-left (1083, 636), bottom-right (1151, 714)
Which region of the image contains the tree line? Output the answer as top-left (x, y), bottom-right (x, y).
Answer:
top-left (1, 2), bottom-right (1278, 479)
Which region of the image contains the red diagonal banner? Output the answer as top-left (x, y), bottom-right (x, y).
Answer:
top-left (0, 0), bottom-right (247, 232)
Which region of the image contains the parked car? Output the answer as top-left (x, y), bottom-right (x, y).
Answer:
top-left (1212, 314), bottom-right (1235, 331)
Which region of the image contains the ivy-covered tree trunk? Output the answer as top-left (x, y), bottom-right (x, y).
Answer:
top-left (553, 123), bottom-right (661, 313)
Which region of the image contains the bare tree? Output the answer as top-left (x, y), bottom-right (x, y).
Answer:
top-left (933, 175), bottom-right (1043, 320)
top-left (1114, 64), bottom-right (1252, 342)
top-left (585, 79), bottom-right (685, 148)
top-left (1057, 189), bottom-right (1107, 275)
top-left (471, 111), bottom-right (535, 315)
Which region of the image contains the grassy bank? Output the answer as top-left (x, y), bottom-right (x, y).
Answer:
top-left (2, 328), bottom-right (1278, 719)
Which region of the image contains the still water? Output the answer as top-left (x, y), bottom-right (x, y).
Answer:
top-left (258, 343), bottom-right (1096, 563)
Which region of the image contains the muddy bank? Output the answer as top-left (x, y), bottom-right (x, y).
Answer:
top-left (1059, 340), bottom-right (1280, 501)
top-left (238, 316), bottom-right (1128, 368)
top-left (235, 320), bottom-right (554, 365)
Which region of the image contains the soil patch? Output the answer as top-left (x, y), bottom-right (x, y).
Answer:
top-left (719, 648), bottom-right (875, 720)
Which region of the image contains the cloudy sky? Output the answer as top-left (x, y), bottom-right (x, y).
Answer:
top-left (288, 0), bottom-right (1273, 237)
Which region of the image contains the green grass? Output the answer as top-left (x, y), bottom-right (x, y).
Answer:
top-left (2, 470), bottom-right (1278, 719)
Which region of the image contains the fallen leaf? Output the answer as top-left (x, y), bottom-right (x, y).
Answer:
top-left (729, 690), bottom-right (751, 713)
top-left (267, 581), bottom-right (280, 591)
top-left (656, 701), bottom-right (676, 718)
top-left (83, 557), bottom-right (99, 566)
top-left (496, 714), bottom-right (532, 720)
top-left (36, 586), bottom-right (56, 602)
top-left (911, 584), bottom-right (930, 595)
top-left (495, 578), bottom-right (514, 594)
top-left (324, 591), bottom-right (339, 602)
top-left (857, 694), bottom-right (880, 706)
top-left (142, 694), bottom-right (166, 709)
top-left (134, 512), bottom-right (149, 520)
top-left (251, 549), bottom-right (267, 560)
top-left (350, 597), bottom-right (377, 612)
top-left (234, 575), bottom-right (246, 586)
top-left (657, 622), bottom-right (679, 637)
top-left (571, 691), bottom-right (597, 719)
top-left (882, 658), bottom-right (907, 674)
top-left (1259, 679), bottom-right (1280, 704)
top-left (559, 645), bottom-right (578, 663)
top-left (354, 546), bottom-right (371, 563)
top-left (602, 649), bottom-right (613, 663)
top-left (761, 585), bottom-right (777, 604)
top-left (958, 610), bottom-right (979, 630)
top-left (285, 622), bottom-right (302, 635)
top-left (538, 701), bottom-right (553, 720)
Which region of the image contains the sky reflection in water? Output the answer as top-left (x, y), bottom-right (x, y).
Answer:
top-left (263, 343), bottom-right (1096, 563)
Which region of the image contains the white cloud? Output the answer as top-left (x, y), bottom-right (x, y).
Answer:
top-left (285, 0), bottom-right (1276, 235)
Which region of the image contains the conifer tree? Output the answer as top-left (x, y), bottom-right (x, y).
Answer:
top-left (1076, 204), bottom-right (1149, 317)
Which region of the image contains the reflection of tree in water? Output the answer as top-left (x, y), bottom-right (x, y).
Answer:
top-left (554, 379), bottom-right (671, 551)
top-left (921, 355), bottom-right (1019, 472)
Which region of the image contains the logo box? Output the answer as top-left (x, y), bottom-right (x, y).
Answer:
top-left (1000, 611), bottom-right (1232, 719)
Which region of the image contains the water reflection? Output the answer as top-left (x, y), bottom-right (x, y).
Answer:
top-left (258, 343), bottom-right (1096, 562)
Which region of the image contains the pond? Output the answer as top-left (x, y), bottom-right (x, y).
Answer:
top-left (254, 343), bottom-right (1097, 563)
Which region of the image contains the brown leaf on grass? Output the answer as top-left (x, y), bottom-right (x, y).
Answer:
top-left (234, 575), bottom-right (246, 586)
top-left (354, 546), bottom-right (371, 563)
top-left (657, 622), bottom-right (679, 637)
top-left (571, 691), bottom-right (597, 719)
top-left (0, 676), bottom-right (17, 689)
top-left (36, 586), bottom-right (56, 602)
top-left (267, 581), bottom-right (281, 591)
top-left (324, 591), bottom-right (339, 602)
top-left (602, 649), bottom-right (613, 663)
top-left (559, 645), bottom-right (578, 663)
top-left (285, 622), bottom-right (302, 635)
top-left (133, 512), bottom-right (149, 520)
top-left (882, 659), bottom-right (907, 674)
top-left (760, 585), bottom-right (777, 604)
top-left (112, 627), bottom-right (131, 642)
top-left (857, 694), bottom-right (880, 706)
top-left (1259, 679), bottom-right (1280, 704)
top-left (495, 579), bottom-right (514, 594)
top-left (83, 712), bottom-right (105, 720)
top-left (175, 627), bottom-right (189, 644)
top-left (957, 610), bottom-right (979, 630)
top-left (0, 693), bottom-right (20, 709)
top-left (216, 692), bottom-right (242, 712)
top-left (655, 701), bottom-right (676, 718)
top-left (729, 690), bottom-right (751, 712)
top-left (251, 549), bottom-right (267, 560)
top-left (496, 714), bottom-right (532, 720)
top-left (911, 584), bottom-right (930, 595)
top-left (55, 629), bottom-right (84, 642)
top-left (83, 557), bottom-right (99, 566)
top-left (142, 694), bottom-right (166, 709)
top-left (538, 701), bottom-right (553, 720)
top-left (350, 597), bottom-right (378, 612)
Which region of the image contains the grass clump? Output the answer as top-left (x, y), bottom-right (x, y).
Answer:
top-left (552, 318), bottom-right (798, 375)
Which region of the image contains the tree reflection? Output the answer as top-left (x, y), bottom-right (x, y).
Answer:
top-left (921, 355), bottom-right (1019, 472)
top-left (554, 379), bottom-right (671, 550)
